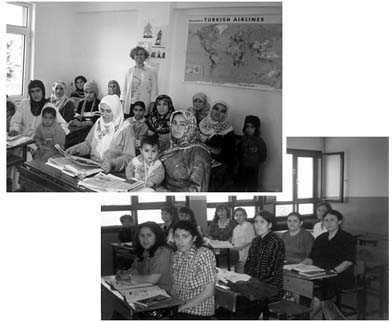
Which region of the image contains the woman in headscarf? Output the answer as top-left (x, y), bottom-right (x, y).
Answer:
top-left (146, 94), bottom-right (175, 151)
top-left (71, 80), bottom-right (101, 126)
top-left (107, 80), bottom-right (121, 97)
top-left (156, 110), bottom-right (211, 192)
top-left (50, 81), bottom-right (75, 122)
top-left (187, 92), bottom-right (210, 124)
top-left (66, 95), bottom-right (136, 172)
top-left (9, 80), bottom-right (69, 137)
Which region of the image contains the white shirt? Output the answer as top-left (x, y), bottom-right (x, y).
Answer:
top-left (232, 221), bottom-right (255, 262)
top-left (313, 221), bottom-right (327, 238)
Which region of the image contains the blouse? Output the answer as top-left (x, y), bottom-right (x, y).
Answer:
top-left (244, 232), bottom-right (285, 302)
top-left (129, 246), bottom-right (172, 292)
top-left (280, 228), bottom-right (314, 264)
top-left (232, 221), bottom-right (255, 262)
top-left (208, 219), bottom-right (237, 241)
top-left (313, 221), bottom-right (327, 238)
top-left (172, 246), bottom-right (216, 316)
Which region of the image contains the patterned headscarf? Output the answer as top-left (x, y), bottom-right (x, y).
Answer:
top-left (187, 92), bottom-right (210, 123)
top-left (160, 110), bottom-right (209, 161)
top-left (50, 81), bottom-right (70, 112)
top-left (107, 80), bottom-right (121, 97)
top-left (147, 95), bottom-right (175, 134)
top-left (28, 80), bottom-right (48, 116)
top-left (93, 95), bottom-right (127, 159)
top-left (199, 100), bottom-right (233, 141)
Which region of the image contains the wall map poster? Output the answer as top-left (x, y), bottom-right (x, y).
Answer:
top-left (184, 15), bottom-right (282, 90)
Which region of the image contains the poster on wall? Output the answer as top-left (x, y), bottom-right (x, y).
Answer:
top-left (184, 15), bottom-right (282, 90)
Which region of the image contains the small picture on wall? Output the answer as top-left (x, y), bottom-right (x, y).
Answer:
top-left (151, 45), bottom-right (166, 59)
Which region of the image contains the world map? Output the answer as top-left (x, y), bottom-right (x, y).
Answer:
top-left (185, 21), bottom-right (282, 90)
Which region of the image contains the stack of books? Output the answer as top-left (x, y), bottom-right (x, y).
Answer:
top-left (283, 263), bottom-right (326, 278)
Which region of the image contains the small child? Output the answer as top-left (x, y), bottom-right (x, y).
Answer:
top-left (127, 101), bottom-right (149, 150)
top-left (33, 106), bottom-right (66, 162)
top-left (237, 115), bottom-right (267, 192)
top-left (232, 207), bottom-right (255, 273)
top-left (125, 135), bottom-right (164, 188)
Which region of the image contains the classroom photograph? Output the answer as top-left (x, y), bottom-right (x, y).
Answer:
top-left (6, 1), bottom-right (282, 193)
top-left (100, 136), bottom-right (388, 320)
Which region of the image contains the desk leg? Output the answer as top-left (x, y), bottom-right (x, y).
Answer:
top-left (112, 246), bottom-right (117, 274)
top-left (227, 249), bottom-right (231, 271)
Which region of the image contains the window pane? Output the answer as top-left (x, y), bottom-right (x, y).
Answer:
top-left (101, 195), bottom-right (131, 205)
top-left (6, 33), bottom-right (25, 96)
top-left (138, 195), bottom-right (166, 203)
top-left (277, 154), bottom-right (293, 201)
top-left (298, 157), bottom-right (313, 198)
top-left (175, 195), bottom-right (186, 202)
top-left (298, 203), bottom-right (314, 215)
top-left (236, 194), bottom-right (255, 201)
top-left (238, 206), bottom-right (256, 218)
top-left (207, 208), bottom-right (216, 221)
top-left (101, 211), bottom-right (131, 226)
top-left (207, 194), bottom-right (229, 203)
top-left (6, 3), bottom-right (27, 26)
top-left (275, 204), bottom-right (293, 217)
top-left (137, 209), bottom-right (162, 224)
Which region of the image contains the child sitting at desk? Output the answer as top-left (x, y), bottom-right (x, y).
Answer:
top-left (127, 101), bottom-right (149, 150)
top-left (125, 135), bottom-right (164, 188)
top-left (33, 105), bottom-right (66, 162)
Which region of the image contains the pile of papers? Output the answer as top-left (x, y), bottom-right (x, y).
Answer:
top-left (283, 263), bottom-right (326, 277)
top-left (216, 267), bottom-right (251, 284)
top-left (206, 239), bottom-right (233, 249)
top-left (79, 173), bottom-right (144, 192)
top-left (7, 135), bottom-right (32, 147)
top-left (46, 157), bottom-right (102, 177)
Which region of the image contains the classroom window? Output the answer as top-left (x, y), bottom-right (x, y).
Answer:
top-left (207, 208), bottom-right (216, 221)
top-left (236, 194), bottom-right (255, 201)
top-left (101, 211), bottom-right (131, 227)
top-left (207, 194), bottom-right (229, 203)
top-left (6, 2), bottom-right (32, 97)
top-left (137, 195), bottom-right (166, 203)
top-left (101, 195), bottom-right (132, 206)
top-left (137, 209), bottom-right (162, 224)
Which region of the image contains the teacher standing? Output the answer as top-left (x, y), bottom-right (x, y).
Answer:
top-left (120, 46), bottom-right (158, 118)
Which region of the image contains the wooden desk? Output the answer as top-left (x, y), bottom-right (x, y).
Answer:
top-left (101, 276), bottom-right (183, 320)
top-left (111, 243), bottom-right (135, 274)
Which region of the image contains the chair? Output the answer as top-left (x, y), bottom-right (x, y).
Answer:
top-left (335, 260), bottom-right (367, 319)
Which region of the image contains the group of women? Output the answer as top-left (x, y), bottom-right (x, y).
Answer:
top-left (117, 202), bottom-right (356, 319)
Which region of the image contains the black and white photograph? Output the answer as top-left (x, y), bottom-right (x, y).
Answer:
top-left (2, 0), bottom-right (391, 322)
top-left (6, 1), bottom-right (282, 193)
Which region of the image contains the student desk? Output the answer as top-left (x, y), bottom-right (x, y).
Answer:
top-left (111, 243), bottom-right (135, 274)
top-left (101, 276), bottom-right (183, 320)
top-left (283, 269), bottom-right (337, 303)
top-left (7, 138), bottom-right (34, 167)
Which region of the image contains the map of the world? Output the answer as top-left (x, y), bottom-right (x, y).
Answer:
top-left (185, 16), bottom-right (282, 90)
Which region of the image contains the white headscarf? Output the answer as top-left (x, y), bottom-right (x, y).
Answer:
top-left (50, 81), bottom-right (70, 112)
top-left (94, 95), bottom-right (127, 159)
top-left (199, 100), bottom-right (233, 140)
top-left (39, 102), bottom-right (70, 135)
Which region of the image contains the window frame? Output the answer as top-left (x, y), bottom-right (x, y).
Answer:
top-left (6, 2), bottom-right (33, 99)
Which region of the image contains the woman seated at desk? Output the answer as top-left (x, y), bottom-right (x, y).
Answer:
top-left (171, 220), bottom-right (216, 319)
top-left (116, 221), bottom-right (172, 292)
top-left (302, 209), bottom-right (356, 319)
top-left (66, 95), bottom-right (136, 173)
top-left (280, 212), bottom-right (314, 264)
top-left (156, 110), bottom-right (211, 192)
top-left (243, 211), bottom-right (285, 318)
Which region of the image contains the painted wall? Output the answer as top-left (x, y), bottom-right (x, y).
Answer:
top-left (32, 2), bottom-right (282, 191)
top-left (286, 137), bottom-right (323, 151)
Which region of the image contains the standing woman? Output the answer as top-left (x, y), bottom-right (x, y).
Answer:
top-left (280, 212), bottom-right (314, 264)
top-left (313, 201), bottom-right (332, 238)
top-left (10, 80), bottom-right (69, 137)
top-left (116, 221), bottom-right (172, 292)
top-left (120, 46), bottom-right (158, 117)
top-left (302, 210), bottom-right (356, 319)
top-left (208, 204), bottom-right (237, 241)
top-left (107, 80), bottom-right (121, 97)
top-left (187, 92), bottom-right (210, 124)
top-left (146, 94), bottom-right (175, 151)
top-left (157, 110), bottom-right (211, 192)
top-left (66, 94), bottom-right (135, 172)
top-left (171, 221), bottom-right (216, 319)
top-left (244, 211), bottom-right (285, 313)
top-left (50, 81), bottom-right (75, 122)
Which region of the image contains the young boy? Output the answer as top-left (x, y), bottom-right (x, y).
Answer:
top-left (127, 101), bottom-right (149, 150)
top-left (125, 135), bottom-right (164, 188)
top-left (33, 106), bottom-right (66, 162)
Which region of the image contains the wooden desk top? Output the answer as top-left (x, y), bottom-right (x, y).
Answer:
top-left (283, 269), bottom-right (337, 281)
top-left (7, 138), bottom-right (34, 151)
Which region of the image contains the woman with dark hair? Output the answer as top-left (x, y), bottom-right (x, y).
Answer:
top-left (171, 221), bottom-right (216, 319)
top-left (156, 110), bottom-right (211, 192)
top-left (244, 211), bottom-right (285, 318)
top-left (160, 205), bottom-right (179, 243)
top-left (121, 46), bottom-right (158, 117)
top-left (313, 201), bottom-right (332, 237)
top-left (70, 75), bottom-right (87, 110)
top-left (146, 94), bottom-right (175, 151)
top-left (302, 209), bottom-right (356, 319)
top-left (178, 207), bottom-right (203, 235)
top-left (280, 212), bottom-right (314, 264)
top-left (116, 221), bottom-right (172, 292)
top-left (9, 79), bottom-right (69, 137)
top-left (107, 80), bottom-right (121, 97)
top-left (207, 204), bottom-right (237, 241)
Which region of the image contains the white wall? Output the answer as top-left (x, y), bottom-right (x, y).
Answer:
top-left (286, 137), bottom-right (323, 150)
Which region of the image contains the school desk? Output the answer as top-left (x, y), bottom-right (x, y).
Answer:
top-left (111, 243), bottom-right (135, 274)
top-left (101, 276), bottom-right (183, 320)
top-left (7, 138), bottom-right (34, 167)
